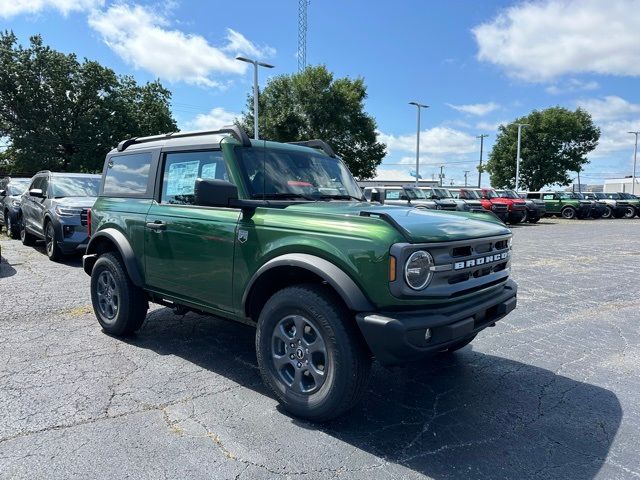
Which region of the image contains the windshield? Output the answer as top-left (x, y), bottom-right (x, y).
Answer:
top-left (619, 192), bottom-right (634, 199)
top-left (483, 189), bottom-right (499, 199)
top-left (8, 179), bottom-right (30, 195)
top-left (569, 193), bottom-right (584, 199)
top-left (404, 187), bottom-right (426, 199)
top-left (460, 189), bottom-right (480, 199)
top-left (52, 176), bottom-right (101, 198)
top-left (235, 147), bottom-right (363, 200)
top-left (498, 189), bottom-right (520, 199)
top-left (594, 192), bottom-right (606, 199)
top-left (433, 188), bottom-right (452, 198)
top-left (606, 193), bottom-right (620, 200)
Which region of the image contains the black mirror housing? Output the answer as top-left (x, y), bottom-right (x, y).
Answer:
top-left (0, 189), bottom-right (5, 196)
top-left (370, 190), bottom-right (381, 203)
top-left (194, 179), bottom-right (238, 208)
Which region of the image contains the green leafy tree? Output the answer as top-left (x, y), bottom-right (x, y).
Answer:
top-left (241, 65), bottom-right (386, 179)
top-left (486, 107), bottom-right (600, 191)
top-left (0, 32), bottom-right (176, 173)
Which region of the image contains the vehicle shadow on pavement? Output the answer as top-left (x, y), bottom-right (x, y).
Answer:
top-left (0, 256), bottom-right (17, 278)
top-left (126, 309), bottom-right (621, 479)
top-left (31, 241), bottom-right (83, 267)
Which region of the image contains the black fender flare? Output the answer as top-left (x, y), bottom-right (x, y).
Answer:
top-left (84, 228), bottom-right (144, 286)
top-left (242, 253), bottom-right (374, 313)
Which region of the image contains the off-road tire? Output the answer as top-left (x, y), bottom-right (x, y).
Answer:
top-left (602, 206), bottom-right (613, 219)
top-left (90, 252), bottom-right (148, 336)
top-left (20, 218), bottom-right (36, 246)
top-left (561, 207), bottom-right (576, 219)
top-left (440, 334), bottom-right (477, 353)
top-left (624, 206), bottom-right (636, 219)
top-left (44, 221), bottom-right (62, 261)
top-left (527, 217), bottom-right (540, 224)
top-left (256, 284), bottom-right (372, 422)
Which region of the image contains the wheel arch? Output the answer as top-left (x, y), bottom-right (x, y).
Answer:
top-left (242, 253), bottom-right (374, 322)
top-left (84, 228), bottom-right (144, 287)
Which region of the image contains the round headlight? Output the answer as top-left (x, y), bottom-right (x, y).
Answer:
top-left (404, 250), bottom-right (434, 290)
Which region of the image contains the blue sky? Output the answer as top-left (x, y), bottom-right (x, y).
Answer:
top-left (4, 0), bottom-right (640, 186)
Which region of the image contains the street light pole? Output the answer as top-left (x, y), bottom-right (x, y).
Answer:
top-left (476, 134), bottom-right (488, 187)
top-left (439, 165), bottom-right (445, 187)
top-left (629, 131), bottom-right (639, 195)
top-left (409, 102), bottom-right (429, 186)
top-left (236, 56), bottom-right (275, 140)
top-left (514, 123), bottom-right (529, 191)
top-left (464, 170), bottom-right (469, 187)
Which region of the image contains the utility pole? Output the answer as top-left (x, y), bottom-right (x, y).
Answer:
top-left (464, 170), bottom-right (469, 187)
top-left (514, 123), bottom-right (529, 192)
top-left (439, 165), bottom-right (445, 187)
top-left (409, 102), bottom-right (429, 186)
top-left (236, 57), bottom-right (275, 139)
top-left (629, 131), bottom-right (639, 195)
top-left (476, 134), bottom-right (488, 187)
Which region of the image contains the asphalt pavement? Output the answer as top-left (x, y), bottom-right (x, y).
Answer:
top-left (0, 218), bottom-right (639, 479)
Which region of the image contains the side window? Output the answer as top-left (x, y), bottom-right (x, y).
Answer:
top-left (40, 176), bottom-right (49, 197)
top-left (542, 194), bottom-right (554, 200)
top-left (161, 150), bottom-right (228, 205)
top-left (103, 152), bottom-right (152, 196)
top-left (385, 190), bottom-right (401, 200)
top-left (30, 176), bottom-right (43, 193)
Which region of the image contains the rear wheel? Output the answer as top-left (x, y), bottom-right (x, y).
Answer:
top-left (90, 252), bottom-right (148, 336)
top-left (602, 206), bottom-right (613, 219)
top-left (256, 284), bottom-right (371, 421)
top-left (561, 207), bottom-right (576, 219)
top-left (44, 221), bottom-right (62, 261)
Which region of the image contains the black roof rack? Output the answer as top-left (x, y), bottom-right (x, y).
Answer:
top-left (287, 140), bottom-right (336, 157)
top-left (116, 125), bottom-right (251, 152)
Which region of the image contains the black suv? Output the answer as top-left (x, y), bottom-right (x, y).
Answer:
top-left (20, 171), bottom-right (101, 260)
top-left (0, 177), bottom-right (31, 239)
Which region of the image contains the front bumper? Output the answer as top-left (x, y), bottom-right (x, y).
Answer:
top-left (526, 205), bottom-right (545, 218)
top-left (507, 209), bottom-right (526, 223)
top-left (355, 279), bottom-right (517, 365)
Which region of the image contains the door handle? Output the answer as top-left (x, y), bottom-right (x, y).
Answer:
top-left (146, 221), bottom-right (167, 231)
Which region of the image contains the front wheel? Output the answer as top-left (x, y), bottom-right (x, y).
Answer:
top-left (527, 217), bottom-right (540, 224)
top-left (561, 207), bottom-right (576, 219)
top-left (602, 206), bottom-right (613, 219)
top-left (44, 222), bottom-right (63, 261)
top-left (256, 284), bottom-right (371, 421)
top-left (20, 218), bottom-right (36, 246)
top-left (624, 206), bottom-right (636, 219)
top-left (6, 214), bottom-right (20, 239)
top-left (90, 252), bottom-right (148, 336)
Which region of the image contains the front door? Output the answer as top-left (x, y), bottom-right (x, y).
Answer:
top-left (542, 193), bottom-right (559, 214)
top-left (144, 149), bottom-right (240, 313)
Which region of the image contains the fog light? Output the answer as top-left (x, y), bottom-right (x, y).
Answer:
top-left (424, 328), bottom-right (432, 342)
top-left (63, 225), bottom-right (73, 236)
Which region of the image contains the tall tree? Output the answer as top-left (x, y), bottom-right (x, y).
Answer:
top-left (485, 107), bottom-right (600, 191)
top-left (241, 65), bottom-right (386, 179)
top-left (0, 32), bottom-right (176, 173)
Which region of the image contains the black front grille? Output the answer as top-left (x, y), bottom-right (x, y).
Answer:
top-left (80, 209), bottom-right (88, 226)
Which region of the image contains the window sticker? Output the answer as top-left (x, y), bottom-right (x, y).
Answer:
top-left (201, 163), bottom-right (217, 179)
top-left (166, 161), bottom-right (199, 196)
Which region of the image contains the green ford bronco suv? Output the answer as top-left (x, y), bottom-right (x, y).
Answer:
top-left (83, 127), bottom-right (517, 421)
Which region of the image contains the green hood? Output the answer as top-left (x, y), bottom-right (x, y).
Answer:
top-left (285, 202), bottom-right (510, 243)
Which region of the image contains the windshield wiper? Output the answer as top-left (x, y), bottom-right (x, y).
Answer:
top-left (252, 192), bottom-right (316, 201)
top-left (315, 194), bottom-right (364, 201)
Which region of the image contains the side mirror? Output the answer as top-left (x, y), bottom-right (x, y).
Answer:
top-left (0, 189), bottom-right (5, 197)
top-left (370, 190), bottom-right (381, 203)
top-left (29, 188), bottom-right (44, 198)
top-left (194, 179), bottom-right (238, 207)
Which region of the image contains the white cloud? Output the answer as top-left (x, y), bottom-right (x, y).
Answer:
top-left (183, 107), bottom-right (240, 131)
top-left (447, 102), bottom-right (499, 116)
top-left (590, 119), bottom-right (640, 157)
top-left (475, 120), bottom-right (507, 132)
top-left (88, 4), bottom-right (274, 87)
top-left (0, 0), bottom-right (102, 17)
top-left (473, 0), bottom-right (640, 81)
top-left (378, 127), bottom-right (477, 157)
top-left (371, 169), bottom-right (417, 181)
top-left (545, 79), bottom-right (599, 95)
top-left (577, 96), bottom-right (640, 122)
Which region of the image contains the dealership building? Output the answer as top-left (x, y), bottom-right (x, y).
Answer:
top-left (603, 177), bottom-right (640, 193)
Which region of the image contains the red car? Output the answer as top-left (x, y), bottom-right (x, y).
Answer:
top-left (478, 188), bottom-right (526, 224)
top-left (458, 188), bottom-right (509, 223)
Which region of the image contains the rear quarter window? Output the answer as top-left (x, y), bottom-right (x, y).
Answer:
top-left (103, 152), bottom-right (153, 196)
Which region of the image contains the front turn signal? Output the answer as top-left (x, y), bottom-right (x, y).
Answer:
top-left (389, 255), bottom-right (397, 282)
